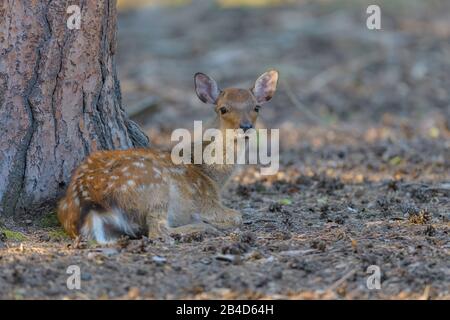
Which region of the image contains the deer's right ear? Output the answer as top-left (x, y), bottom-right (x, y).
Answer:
top-left (194, 73), bottom-right (220, 104)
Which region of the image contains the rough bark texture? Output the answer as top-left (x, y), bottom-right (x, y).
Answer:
top-left (0, 0), bottom-right (149, 217)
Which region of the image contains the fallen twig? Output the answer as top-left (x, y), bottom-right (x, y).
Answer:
top-left (325, 269), bottom-right (357, 293)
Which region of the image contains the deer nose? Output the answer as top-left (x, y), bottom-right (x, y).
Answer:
top-left (240, 123), bottom-right (253, 132)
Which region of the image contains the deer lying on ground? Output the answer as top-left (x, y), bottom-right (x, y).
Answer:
top-left (57, 70), bottom-right (279, 243)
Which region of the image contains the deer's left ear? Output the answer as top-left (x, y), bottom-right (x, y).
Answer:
top-left (252, 69), bottom-right (279, 104)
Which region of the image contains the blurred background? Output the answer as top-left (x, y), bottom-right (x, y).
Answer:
top-left (116, 0), bottom-right (449, 181)
top-left (1, 1), bottom-right (449, 300)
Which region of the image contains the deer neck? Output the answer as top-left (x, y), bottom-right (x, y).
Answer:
top-left (198, 162), bottom-right (237, 189)
top-left (194, 117), bottom-right (239, 189)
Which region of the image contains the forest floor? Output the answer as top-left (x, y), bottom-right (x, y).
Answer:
top-left (1, 0), bottom-right (449, 299)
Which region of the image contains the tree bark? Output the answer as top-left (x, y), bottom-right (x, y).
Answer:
top-left (0, 0), bottom-right (149, 217)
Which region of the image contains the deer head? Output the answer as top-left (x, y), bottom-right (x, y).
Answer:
top-left (194, 69), bottom-right (279, 133)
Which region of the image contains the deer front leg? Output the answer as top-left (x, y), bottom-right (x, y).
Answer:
top-left (201, 204), bottom-right (242, 230)
top-left (146, 210), bottom-right (172, 243)
top-left (168, 222), bottom-right (223, 237)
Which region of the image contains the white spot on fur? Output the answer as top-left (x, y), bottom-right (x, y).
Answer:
top-left (121, 167), bottom-right (129, 172)
top-left (110, 176), bottom-right (119, 180)
top-left (133, 162), bottom-right (145, 168)
top-left (82, 191), bottom-right (89, 197)
top-left (170, 168), bottom-right (185, 175)
top-left (127, 180), bottom-right (136, 187)
top-left (74, 197), bottom-right (80, 206)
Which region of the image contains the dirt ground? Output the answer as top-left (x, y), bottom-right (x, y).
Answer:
top-left (0, 0), bottom-right (449, 299)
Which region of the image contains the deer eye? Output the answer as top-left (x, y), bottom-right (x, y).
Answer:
top-left (219, 107), bottom-right (228, 114)
top-left (254, 106), bottom-right (261, 112)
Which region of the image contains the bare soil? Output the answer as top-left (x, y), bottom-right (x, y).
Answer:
top-left (0, 0), bottom-right (449, 299)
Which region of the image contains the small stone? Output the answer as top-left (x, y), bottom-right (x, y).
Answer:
top-left (128, 287), bottom-right (140, 299)
top-left (221, 242), bottom-right (249, 255)
top-left (152, 255), bottom-right (166, 265)
top-left (81, 272), bottom-right (92, 281)
top-left (215, 254), bottom-right (241, 264)
top-left (424, 225), bottom-right (436, 237)
top-left (40, 234), bottom-right (51, 242)
top-left (245, 250), bottom-right (263, 260)
top-left (272, 269), bottom-right (283, 280)
top-left (87, 252), bottom-right (98, 259)
top-left (334, 216), bottom-right (345, 224)
top-left (279, 249), bottom-right (316, 257)
top-left (269, 202), bottom-right (282, 212)
top-left (100, 248), bottom-right (119, 257)
top-left (239, 231), bottom-right (255, 244)
top-left (310, 240), bottom-right (326, 252)
top-left (46, 286), bottom-right (61, 296)
top-left (136, 269), bottom-right (148, 276)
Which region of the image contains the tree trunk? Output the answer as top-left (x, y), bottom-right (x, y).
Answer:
top-left (0, 0), bottom-right (149, 217)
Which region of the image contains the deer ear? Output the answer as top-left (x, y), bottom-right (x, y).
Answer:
top-left (194, 73), bottom-right (220, 104)
top-left (252, 69), bottom-right (279, 104)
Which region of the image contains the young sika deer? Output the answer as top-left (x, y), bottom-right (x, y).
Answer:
top-left (58, 70), bottom-right (279, 243)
